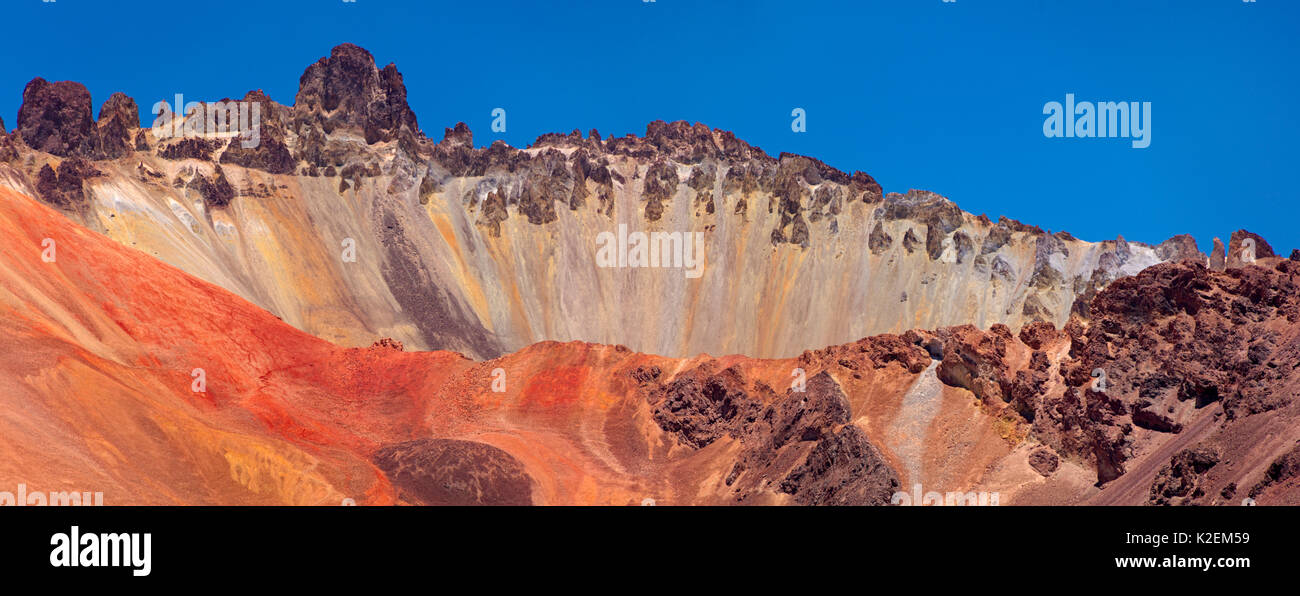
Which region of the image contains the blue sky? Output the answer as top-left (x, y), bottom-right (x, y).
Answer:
top-left (4, 0), bottom-right (1297, 253)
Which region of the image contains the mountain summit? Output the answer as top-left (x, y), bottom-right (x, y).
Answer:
top-left (0, 44), bottom-right (1256, 360)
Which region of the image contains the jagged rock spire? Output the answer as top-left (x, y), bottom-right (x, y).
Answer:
top-left (293, 43), bottom-right (419, 144)
top-left (17, 78), bottom-right (95, 157)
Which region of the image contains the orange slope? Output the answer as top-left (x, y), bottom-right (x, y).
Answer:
top-left (0, 187), bottom-right (1015, 505)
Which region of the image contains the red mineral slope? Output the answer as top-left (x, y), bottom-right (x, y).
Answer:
top-left (0, 186), bottom-right (1015, 505)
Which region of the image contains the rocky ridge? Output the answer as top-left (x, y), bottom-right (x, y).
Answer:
top-left (0, 43), bottom-right (1286, 363)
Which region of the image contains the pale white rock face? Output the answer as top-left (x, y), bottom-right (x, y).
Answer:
top-left (0, 126), bottom-right (1202, 360)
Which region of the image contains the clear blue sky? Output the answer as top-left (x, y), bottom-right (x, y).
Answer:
top-left (5, 0), bottom-right (1297, 254)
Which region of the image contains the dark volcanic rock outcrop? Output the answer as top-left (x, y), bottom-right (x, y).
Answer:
top-left (1242, 442), bottom-right (1300, 502)
top-left (293, 43), bottom-right (420, 145)
top-left (17, 78), bottom-right (96, 157)
top-left (1210, 237), bottom-right (1227, 270)
top-left (886, 258), bottom-right (1300, 492)
top-left (869, 221), bottom-right (893, 254)
top-left (881, 190), bottom-right (964, 260)
top-left (935, 324), bottom-right (1013, 405)
top-left (750, 373), bottom-right (899, 505)
top-left (373, 438), bottom-right (534, 506)
top-left (1029, 447), bottom-right (1060, 477)
top-left (1037, 261), bottom-right (1299, 485)
top-left (1228, 229), bottom-right (1275, 265)
top-left (159, 137), bottom-right (220, 161)
top-left (1149, 446), bottom-right (1220, 505)
top-left (91, 92), bottom-right (139, 160)
top-left (1248, 442), bottom-right (1300, 501)
top-left (1154, 234), bottom-right (1204, 264)
top-left (35, 158), bottom-right (102, 211)
top-left (16, 81), bottom-right (139, 160)
top-left (779, 423), bottom-right (899, 505)
top-left (648, 363), bottom-right (765, 449)
top-left (186, 166), bottom-right (235, 208)
top-left (642, 159), bottom-right (679, 222)
top-left (219, 90), bottom-right (296, 174)
top-left (647, 365), bottom-right (901, 505)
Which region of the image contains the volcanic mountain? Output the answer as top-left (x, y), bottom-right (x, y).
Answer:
top-left (0, 43), bottom-right (1227, 361)
top-left (1, 43), bottom-right (1298, 505)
